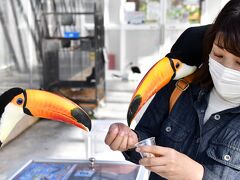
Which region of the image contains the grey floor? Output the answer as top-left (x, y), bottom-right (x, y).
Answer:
top-left (0, 77), bottom-right (148, 180)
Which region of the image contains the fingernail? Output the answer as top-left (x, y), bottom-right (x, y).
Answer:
top-left (111, 128), bottom-right (118, 134)
top-left (136, 148), bottom-right (140, 152)
top-left (119, 132), bottom-right (125, 136)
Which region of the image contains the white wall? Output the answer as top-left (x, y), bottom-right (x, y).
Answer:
top-left (221, 0), bottom-right (230, 8)
top-left (201, 0), bottom-right (230, 24)
top-left (0, 20), bottom-right (6, 68)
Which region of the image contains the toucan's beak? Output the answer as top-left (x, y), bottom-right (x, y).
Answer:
top-left (127, 57), bottom-right (197, 126)
top-left (24, 89), bottom-right (91, 131)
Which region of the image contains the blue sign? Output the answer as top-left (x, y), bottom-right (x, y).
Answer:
top-left (64, 31), bottom-right (80, 38)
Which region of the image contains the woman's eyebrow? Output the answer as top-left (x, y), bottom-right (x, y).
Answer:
top-left (214, 43), bottom-right (240, 59)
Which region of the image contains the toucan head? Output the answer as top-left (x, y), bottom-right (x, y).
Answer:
top-left (127, 57), bottom-right (197, 126)
top-left (0, 88), bottom-right (91, 147)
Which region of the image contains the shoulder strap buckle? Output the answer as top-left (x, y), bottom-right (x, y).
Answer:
top-left (169, 74), bottom-right (195, 113)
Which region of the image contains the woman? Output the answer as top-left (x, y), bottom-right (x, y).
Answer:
top-left (105, 0), bottom-right (240, 179)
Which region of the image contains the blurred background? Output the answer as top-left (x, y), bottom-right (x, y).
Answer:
top-left (0, 0), bottom-right (229, 93)
top-left (0, 0), bottom-right (230, 179)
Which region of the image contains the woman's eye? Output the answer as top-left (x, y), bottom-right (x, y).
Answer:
top-left (17, 98), bottom-right (23, 105)
top-left (213, 52), bottom-right (223, 58)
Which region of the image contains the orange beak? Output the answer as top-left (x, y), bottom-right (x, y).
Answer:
top-left (127, 57), bottom-right (196, 126)
top-left (23, 89), bottom-right (91, 131)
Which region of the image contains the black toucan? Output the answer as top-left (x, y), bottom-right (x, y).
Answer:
top-left (127, 25), bottom-right (209, 126)
top-left (0, 88), bottom-right (91, 147)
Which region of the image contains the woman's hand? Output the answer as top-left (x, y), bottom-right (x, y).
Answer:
top-left (104, 123), bottom-right (138, 152)
top-left (137, 145), bottom-right (204, 180)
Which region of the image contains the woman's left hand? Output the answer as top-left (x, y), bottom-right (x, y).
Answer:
top-left (136, 145), bottom-right (204, 180)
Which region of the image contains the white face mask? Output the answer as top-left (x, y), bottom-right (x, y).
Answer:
top-left (209, 56), bottom-right (240, 104)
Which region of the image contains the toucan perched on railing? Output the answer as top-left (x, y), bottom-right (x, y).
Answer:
top-left (127, 25), bottom-right (210, 126)
top-left (0, 88), bottom-right (91, 147)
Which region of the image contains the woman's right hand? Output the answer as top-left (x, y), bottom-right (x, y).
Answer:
top-left (104, 123), bottom-right (138, 152)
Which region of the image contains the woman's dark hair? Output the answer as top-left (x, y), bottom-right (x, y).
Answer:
top-left (194, 0), bottom-right (240, 88)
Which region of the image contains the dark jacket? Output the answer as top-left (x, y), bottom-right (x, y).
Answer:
top-left (123, 25), bottom-right (240, 180)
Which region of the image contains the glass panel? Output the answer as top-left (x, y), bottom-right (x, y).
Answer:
top-left (0, 0), bottom-right (42, 93)
top-left (166, 0), bottom-right (201, 24)
top-left (11, 160), bottom-right (140, 180)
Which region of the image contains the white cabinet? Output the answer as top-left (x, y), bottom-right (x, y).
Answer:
top-left (104, 0), bottom-right (164, 73)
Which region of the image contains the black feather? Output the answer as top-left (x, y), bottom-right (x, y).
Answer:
top-left (0, 88), bottom-right (24, 118)
top-left (166, 25), bottom-right (211, 67)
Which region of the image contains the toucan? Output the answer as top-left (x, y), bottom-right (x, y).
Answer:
top-left (126, 25), bottom-right (210, 126)
top-left (127, 57), bottom-right (197, 126)
top-left (0, 87), bottom-right (91, 147)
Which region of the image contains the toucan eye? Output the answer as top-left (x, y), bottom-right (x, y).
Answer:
top-left (176, 63), bottom-right (180, 68)
top-left (17, 98), bottom-right (23, 105)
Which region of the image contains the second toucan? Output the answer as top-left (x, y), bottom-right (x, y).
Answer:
top-left (127, 57), bottom-right (197, 126)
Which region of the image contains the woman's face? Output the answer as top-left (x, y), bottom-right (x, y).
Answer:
top-left (209, 41), bottom-right (240, 72)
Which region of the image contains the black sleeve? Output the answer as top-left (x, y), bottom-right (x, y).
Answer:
top-left (166, 24), bottom-right (211, 67)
